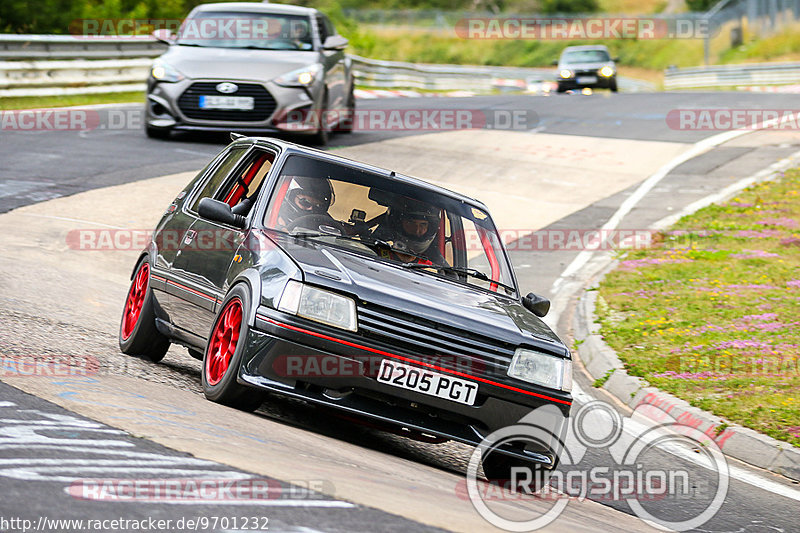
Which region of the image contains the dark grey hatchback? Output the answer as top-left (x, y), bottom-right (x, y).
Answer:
top-left (119, 136), bottom-right (572, 484)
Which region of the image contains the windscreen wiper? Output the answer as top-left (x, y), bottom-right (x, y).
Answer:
top-left (402, 264), bottom-right (516, 293)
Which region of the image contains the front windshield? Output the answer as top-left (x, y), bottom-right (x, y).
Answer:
top-left (264, 155), bottom-right (517, 296)
top-left (562, 50), bottom-right (610, 63)
top-left (177, 12), bottom-right (313, 50)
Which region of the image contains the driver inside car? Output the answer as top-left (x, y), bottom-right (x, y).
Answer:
top-left (372, 197), bottom-right (447, 266)
top-left (275, 176), bottom-right (335, 231)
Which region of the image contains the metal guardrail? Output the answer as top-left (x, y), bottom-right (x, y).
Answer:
top-left (0, 34), bottom-right (166, 60)
top-left (0, 34), bottom-right (655, 97)
top-left (664, 61), bottom-right (800, 89)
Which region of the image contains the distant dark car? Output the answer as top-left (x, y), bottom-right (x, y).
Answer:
top-left (555, 45), bottom-right (618, 93)
top-left (119, 136), bottom-right (572, 483)
top-left (145, 2), bottom-right (353, 144)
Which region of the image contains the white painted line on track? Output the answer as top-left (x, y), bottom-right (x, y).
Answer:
top-left (572, 382), bottom-right (800, 502)
top-left (59, 485), bottom-right (356, 507)
top-left (651, 148), bottom-right (800, 231)
top-left (18, 212), bottom-right (126, 229)
top-left (551, 114), bottom-right (800, 295)
top-left (174, 148), bottom-right (216, 157)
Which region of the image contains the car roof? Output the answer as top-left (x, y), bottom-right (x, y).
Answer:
top-left (236, 137), bottom-right (492, 212)
top-left (561, 45), bottom-right (610, 52)
top-left (192, 2), bottom-right (317, 17)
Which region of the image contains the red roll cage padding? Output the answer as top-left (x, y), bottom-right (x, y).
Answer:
top-left (267, 177), bottom-right (292, 227)
top-left (437, 210), bottom-right (446, 257)
top-left (477, 226), bottom-right (500, 292)
top-left (225, 153), bottom-right (271, 207)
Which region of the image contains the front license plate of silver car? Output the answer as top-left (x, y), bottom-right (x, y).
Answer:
top-left (577, 76), bottom-right (597, 84)
top-left (199, 95), bottom-right (255, 110)
top-left (376, 360), bottom-right (478, 406)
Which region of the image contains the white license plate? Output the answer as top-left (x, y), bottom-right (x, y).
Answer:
top-left (198, 95), bottom-right (255, 111)
top-left (377, 360), bottom-right (478, 406)
top-left (577, 76), bottom-right (597, 84)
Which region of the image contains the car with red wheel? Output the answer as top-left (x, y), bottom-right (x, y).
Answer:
top-left (119, 135), bottom-right (572, 484)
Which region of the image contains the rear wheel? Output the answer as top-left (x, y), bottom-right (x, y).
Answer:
top-left (119, 260), bottom-right (170, 362)
top-left (202, 284), bottom-right (265, 411)
top-left (339, 84), bottom-right (355, 134)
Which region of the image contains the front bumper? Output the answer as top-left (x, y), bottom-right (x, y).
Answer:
top-left (238, 307), bottom-right (571, 467)
top-left (557, 75), bottom-right (616, 90)
top-left (145, 77), bottom-right (324, 134)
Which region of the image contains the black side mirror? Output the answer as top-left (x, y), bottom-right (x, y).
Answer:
top-left (522, 292), bottom-right (550, 317)
top-left (198, 198), bottom-right (246, 229)
top-left (551, 59), bottom-right (559, 66)
top-left (323, 35), bottom-right (348, 50)
top-left (613, 56), bottom-right (620, 62)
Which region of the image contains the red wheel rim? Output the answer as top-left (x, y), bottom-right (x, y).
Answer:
top-left (205, 297), bottom-right (243, 386)
top-left (121, 262), bottom-right (150, 340)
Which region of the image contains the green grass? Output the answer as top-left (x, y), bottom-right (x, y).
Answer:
top-left (596, 170), bottom-right (800, 446)
top-left (0, 92), bottom-right (145, 111)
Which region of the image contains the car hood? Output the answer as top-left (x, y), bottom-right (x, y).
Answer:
top-left (161, 46), bottom-right (318, 81)
top-left (270, 233), bottom-right (567, 354)
top-left (559, 61), bottom-right (613, 71)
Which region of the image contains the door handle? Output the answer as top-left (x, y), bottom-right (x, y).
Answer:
top-left (183, 229), bottom-right (197, 245)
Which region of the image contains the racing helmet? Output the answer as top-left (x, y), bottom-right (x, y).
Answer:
top-left (386, 197), bottom-right (440, 255)
top-left (278, 176), bottom-right (334, 224)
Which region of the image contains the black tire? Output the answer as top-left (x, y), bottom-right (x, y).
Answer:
top-left (188, 348), bottom-right (204, 361)
top-left (119, 259), bottom-right (170, 362)
top-left (556, 84), bottom-right (567, 93)
top-left (311, 90), bottom-right (330, 146)
top-left (145, 125), bottom-right (171, 139)
top-left (339, 83), bottom-right (355, 134)
top-left (481, 452), bottom-right (552, 493)
top-left (610, 79), bottom-right (618, 92)
top-left (201, 284), bottom-right (266, 412)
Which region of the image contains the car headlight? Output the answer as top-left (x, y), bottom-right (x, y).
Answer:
top-left (507, 348), bottom-right (572, 392)
top-left (274, 64), bottom-right (323, 87)
top-left (559, 69), bottom-right (574, 79)
top-left (277, 280), bottom-right (357, 332)
top-left (599, 66), bottom-right (615, 77)
top-left (151, 61), bottom-right (185, 83)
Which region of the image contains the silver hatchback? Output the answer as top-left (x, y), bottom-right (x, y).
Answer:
top-left (145, 2), bottom-right (354, 145)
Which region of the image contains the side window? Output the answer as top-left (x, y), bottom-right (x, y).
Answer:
top-left (316, 15), bottom-right (329, 43)
top-left (322, 15), bottom-right (336, 38)
top-left (190, 147), bottom-right (248, 212)
top-left (220, 150), bottom-right (276, 210)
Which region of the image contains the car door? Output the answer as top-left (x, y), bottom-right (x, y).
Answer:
top-left (317, 14), bottom-right (346, 110)
top-left (163, 144), bottom-right (250, 338)
top-left (168, 147), bottom-right (276, 339)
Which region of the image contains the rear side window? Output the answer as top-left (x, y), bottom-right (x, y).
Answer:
top-left (190, 147), bottom-right (248, 212)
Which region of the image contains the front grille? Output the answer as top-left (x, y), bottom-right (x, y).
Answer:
top-left (357, 303), bottom-right (516, 378)
top-left (177, 82), bottom-right (277, 122)
top-left (574, 69), bottom-right (598, 76)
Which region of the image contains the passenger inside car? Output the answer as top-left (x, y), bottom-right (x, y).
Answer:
top-left (371, 196), bottom-right (448, 266)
